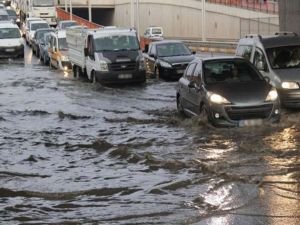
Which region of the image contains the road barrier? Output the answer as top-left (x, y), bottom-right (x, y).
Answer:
top-left (56, 7), bottom-right (103, 29)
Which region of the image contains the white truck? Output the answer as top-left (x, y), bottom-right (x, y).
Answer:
top-left (18, 0), bottom-right (57, 26)
top-left (66, 27), bottom-right (146, 85)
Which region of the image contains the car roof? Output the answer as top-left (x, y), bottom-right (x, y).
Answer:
top-left (30, 20), bottom-right (48, 25)
top-left (193, 56), bottom-right (245, 63)
top-left (26, 17), bottom-right (43, 21)
top-left (59, 20), bottom-right (76, 23)
top-left (89, 28), bottom-right (137, 38)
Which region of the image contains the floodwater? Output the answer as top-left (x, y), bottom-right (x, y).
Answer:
top-left (1, 47), bottom-right (300, 225)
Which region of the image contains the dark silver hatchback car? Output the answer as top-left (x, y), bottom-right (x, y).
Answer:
top-left (176, 57), bottom-right (281, 127)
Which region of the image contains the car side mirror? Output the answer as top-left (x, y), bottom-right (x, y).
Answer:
top-left (264, 76), bottom-right (271, 83)
top-left (84, 47), bottom-right (88, 57)
top-left (149, 53), bottom-right (156, 59)
top-left (188, 81), bottom-right (198, 89)
top-left (192, 51), bottom-right (196, 55)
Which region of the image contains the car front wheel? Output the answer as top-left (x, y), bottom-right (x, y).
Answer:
top-left (177, 95), bottom-right (185, 116)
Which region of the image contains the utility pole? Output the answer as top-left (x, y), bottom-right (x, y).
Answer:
top-left (136, 0), bottom-right (140, 36)
top-left (88, 0), bottom-right (92, 22)
top-left (130, 0), bottom-right (134, 28)
top-left (202, 0), bottom-right (206, 41)
top-left (69, 0), bottom-right (72, 20)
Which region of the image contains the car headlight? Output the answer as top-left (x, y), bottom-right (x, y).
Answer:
top-left (160, 60), bottom-right (172, 68)
top-left (265, 88), bottom-right (278, 101)
top-left (208, 92), bottom-right (230, 104)
top-left (99, 60), bottom-right (108, 72)
top-left (281, 81), bottom-right (299, 89)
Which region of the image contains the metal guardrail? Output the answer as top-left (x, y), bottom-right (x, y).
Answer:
top-left (183, 40), bottom-right (237, 53)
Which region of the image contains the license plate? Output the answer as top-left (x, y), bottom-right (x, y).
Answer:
top-left (239, 119), bottom-right (263, 127)
top-left (177, 69), bottom-right (185, 74)
top-left (118, 74), bottom-right (132, 79)
top-left (5, 49), bottom-right (14, 52)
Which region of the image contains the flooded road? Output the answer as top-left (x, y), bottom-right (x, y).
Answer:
top-left (1, 47), bottom-right (300, 225)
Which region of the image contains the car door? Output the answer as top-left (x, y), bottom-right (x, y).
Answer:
top-left (180, 63), bottom-right (197, 113)
top-left (189, 62), bottom-right (204, 114)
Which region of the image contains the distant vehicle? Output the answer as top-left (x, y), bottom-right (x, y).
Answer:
top-left (25, 20), bottom-right (49, 46)
top-left (6, 8), bottom-right (19, 26)
top-left (236, 32), bottom-right (300, 108)
top-left (56, 20), bottom-right (78, 30)
top-left (0, 9), bottom-right (9, 21)
top-left (48, 30), bottom-right (72, 71)
top-left (31, 28), bottom-right (53, 56)
top-left (18, 0), bottom-right (56, 26)
top-left (176, 57), bottom-right (280, 127)
top-left (0, 22), bottom-right (24, 59)
top-left (66, 27), bottom-right (146, 85)
top-left (39, 32), bottom-right (52, 65)
top-left (20, 17), bottom-right (42, 36)
top-left (144, 40), bottom-right (196, 80)
top-left (2, 0), bottom-right (11, 7)
top-left (144, 26), bottom-right (163, 40)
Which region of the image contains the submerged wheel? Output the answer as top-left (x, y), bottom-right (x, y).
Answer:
top-left (73, 65), bottom-right (78, 78)
top-left (177, 95), bottom-right (185, 116)
top-left (199, 105), bottom-right (209, 123)
top-left (91, 71), bottom-right (97, 83)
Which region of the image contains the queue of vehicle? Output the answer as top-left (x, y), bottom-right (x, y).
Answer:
top-left (0, 6), bottom-right (300, 128)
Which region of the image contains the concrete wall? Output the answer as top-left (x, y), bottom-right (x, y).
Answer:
top-left (279, 0), bottom-right (300, 34)
top-left (113, 0), bottom-right (278, 41)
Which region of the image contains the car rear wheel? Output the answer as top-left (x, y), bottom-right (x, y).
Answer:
top-left (199, 105), bottom-right (209, 124)
top-left (91, 71), bottom-right (97, 84)
top-left (154, 66), bottom-right (160, 78)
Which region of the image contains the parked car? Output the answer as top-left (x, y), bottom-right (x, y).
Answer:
top-left (31, 28), bottom-right (53, 57)
top-left (144, 26), bottom-right (163, 40)
top-left (236, 32), bottom-right (300, 108)
top-left (25, 20), bottom-right (49, 46)
top-left (39, 32), bottom-right (52, 65)
top-left (144, 40), bottom-right (196, 80)
top-left (56, 20), bottom-right (78, 30)
top-left (6, 8), bottom-right (19, 26)
top-left (176, 57), bottom-right (281, 127)
top-left (0, 22), bottom-right (24, 59)
top-left (48, 30), bottom-right (72, 71)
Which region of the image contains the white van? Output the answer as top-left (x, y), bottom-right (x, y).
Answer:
top-left (144, 26), bottom-right (163, 40)
top-left (0, 22), bottom-right (24, 59)
top-left (236, 32), bottom-right (300, 107)
top-left (25, 20), bottom-right (49, 46)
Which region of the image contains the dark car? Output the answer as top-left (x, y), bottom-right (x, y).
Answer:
top-left (176, 57), bottom-right (281, 127)
top-left (31, 28), bottom-right (53, 57)
top-left (144, 40), bottom-right (196, 80)
top-left (39, 32), bottom-right (52, 65)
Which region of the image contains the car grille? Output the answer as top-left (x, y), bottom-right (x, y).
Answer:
top-left (225, 104), bottom-right (273, 120)
top-left (109, 62), bottom-right (136, 71)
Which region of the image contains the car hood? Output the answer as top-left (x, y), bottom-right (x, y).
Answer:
top-left (159, 55), bottom-right (195, 65)
top-left (0, 38), bottom-right (23, 47)
top-left (207, 81), bottom-right (272, 105)
top-left (273, 68), bottom-right (300, 82)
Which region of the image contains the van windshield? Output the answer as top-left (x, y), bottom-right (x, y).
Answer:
top-left (31, 23), bottom-right (49, 31)
top-left (266, 46), bottom-right (300, 69)
top-left (0, 28), bottom-right (21, 39)
top-left (94, 35), bottom-right (139, 51)
top-left (33, 0), bottom-right (54, 7)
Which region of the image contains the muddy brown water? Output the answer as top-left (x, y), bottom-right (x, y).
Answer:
top-left (0, 49), bottom-right (300, 225)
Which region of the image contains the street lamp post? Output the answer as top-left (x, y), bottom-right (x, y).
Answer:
top-left (130, 0), bottom-right (134, 28)
top-left (88, 0), bottom-right (92, 22)
top-left (69, 0), bottom-right (73, 20)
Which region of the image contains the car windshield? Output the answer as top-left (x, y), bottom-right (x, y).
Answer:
top-left (266, 46), bottom-right (300, 69)
top-left (6, 10), bottom-right (16, 16)
top-left (58, 37), bottom-right (68, 50)
top-left (33, 0), bottom-right (54, 7)
top-left (94, 34), bottom-right (139, 51)
top-left (31, 23), bottom-right (49, 31)
top-left (203, 60), bottom-right (264, 84)
top-left (0, 15), bottom-right (8, 20)
top-left (157, 43), bottom-right (191, 57)
top-left (61, 22), bottom-right (77, 29)
top-left (152, 28), bottom-right (162, 35)
top-left (0, 28), bottom-right (20, 39)
top-left (36, 30), bottom-right (52, 40)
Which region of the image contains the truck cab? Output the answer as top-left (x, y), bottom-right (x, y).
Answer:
top-left (48, 30), bottom-right (71, 71)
